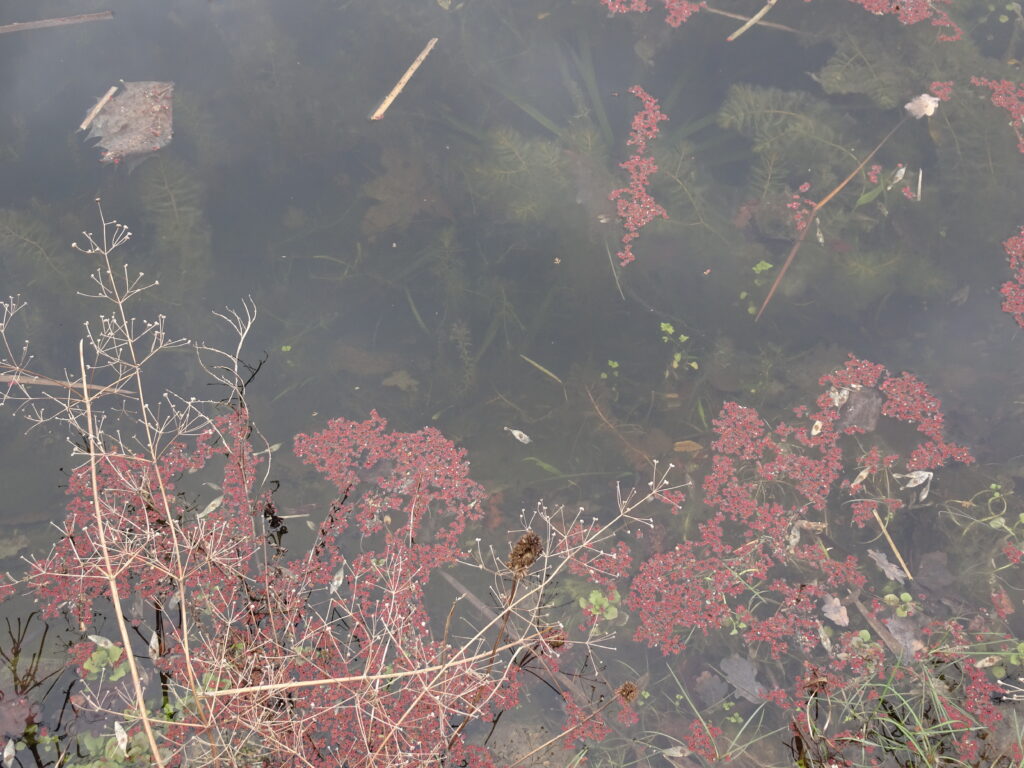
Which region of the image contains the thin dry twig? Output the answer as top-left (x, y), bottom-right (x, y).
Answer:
top-left (755, 116), bottom-right (909, 321)
top-left (369, 37), bottom-right (439, 121)
top-left (871, 507), bottom-right (913, 582)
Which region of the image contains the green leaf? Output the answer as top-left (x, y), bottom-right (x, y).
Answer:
top-left (752, 260), bottom-right (774, 274)
top-left (522, 456), bottom-right (564, 476)
top-left (855, 183), bottom-right (885, 209)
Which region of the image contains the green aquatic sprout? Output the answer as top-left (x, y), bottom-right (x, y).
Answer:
top-left (579, 588), bottom-right (622, 623)
top-left (660, 322), bottom-right (698, 377)
top-left (599, 359), bottom-right (619, 380)
top-left (83, 640), bottom-right (127, 682)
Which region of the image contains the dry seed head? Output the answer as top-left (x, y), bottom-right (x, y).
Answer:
top-left (616, 681), bottom-right (640, 703)
top-left (507, 530), bottom-right (542, 574)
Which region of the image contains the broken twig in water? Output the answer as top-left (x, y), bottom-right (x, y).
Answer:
top-left (78, 86), bottom-right (119, 132)
top-left (369, 37), bottom-right (439, 121)
top-left (703, 5), bottom-right (798, 35)
top-left (726, 0), bottom-right (779, 41)
top-left (0, 11), bottom-right (113, 36)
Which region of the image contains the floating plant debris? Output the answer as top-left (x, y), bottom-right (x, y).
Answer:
top-left (79, 81), bottom-right (174, 165)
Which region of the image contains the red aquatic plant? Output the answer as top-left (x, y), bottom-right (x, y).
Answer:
top-left (1000, 224), bottom-right (1024, 325)
top-left (609, 86), bottom-right (668, 267)
top-left (972, 77), bottom-right (1024, 154)
top-left (628, 357), bottom-right (973, 657)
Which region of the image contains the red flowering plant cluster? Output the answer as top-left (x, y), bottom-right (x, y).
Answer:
top-left (841, 0), bottom-right (962, 40)
top-left (601, 0), bottom-right (705, 28)
top-left (0, 207), bottom-right (684, 767)
top-left (600, 0), bottom-right (960, 39)
top-left (609, 85), bottom-right (669, 267)
top-left (972, 77), bottom-right (1024, 154)
top-left (1000, 225), bottom-right (1024, 326)
top-left (622, 356), bottom-right (1023, 764)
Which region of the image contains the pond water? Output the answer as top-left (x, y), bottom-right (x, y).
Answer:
top-left (2, 1), bottom-right (1024, 766)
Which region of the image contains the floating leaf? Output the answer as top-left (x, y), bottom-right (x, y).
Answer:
top-left (720, 654), bottom-right (765, 704)
top-left (850, 466), bottom-right (871, 488)
top-left (885, 615), bottom-right (925, 657)
top-left (198, 494), bottom-right (223, 519)
top-left (694, 669), bottom-right (729, 705)
top-left (917, 551), bottom-right (953, 590)
top-left (867, 549), bottom-right (907, 584)
top-left (503, 427), bottom-right (531, 444)
top-left (855, 182), bottom-right (886, 209)
top-left (662, 745), bottom-right (692, 758)
top-left (836, 388), bottom-right (883, 432)
top-left (894, 470), bottom-right (933, 501)
top-left (894, 470), bottom-right (932, 488)
top-left (821, 594), bottom-right (849, 626)
top-left (114, 721), bottom-right (128, 756)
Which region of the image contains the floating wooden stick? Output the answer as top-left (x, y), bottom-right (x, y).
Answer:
top-left (703, 5), bottom-right (798, 35)
top-left (78, 85), bottom-right (118, 132)
top-left (368, 37), bottom-right (438, 121)
top-left (0, 11), bottom-right (113, 36)
top-left (726, 0), bottom-right (779, 41)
